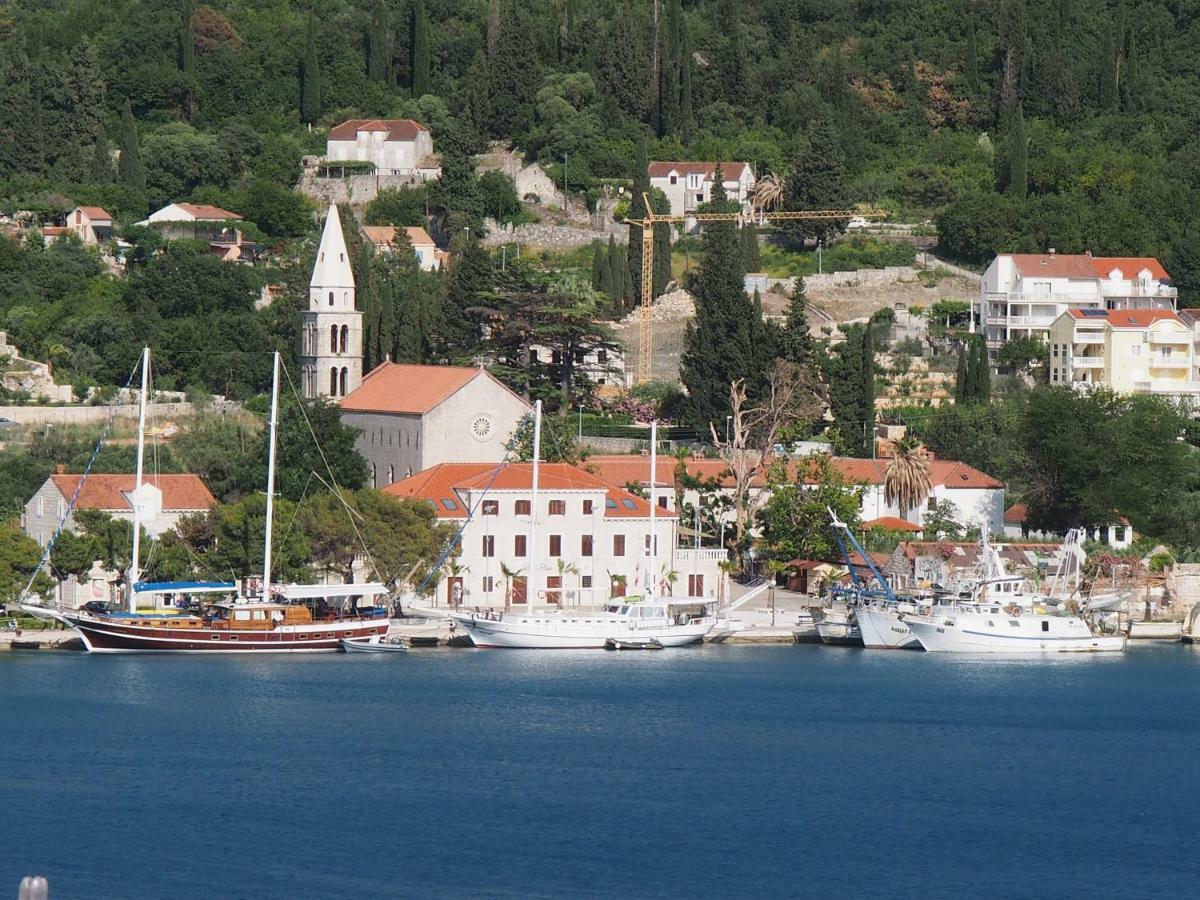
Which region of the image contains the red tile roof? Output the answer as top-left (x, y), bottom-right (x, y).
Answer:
top-left (339, 361), bottom-right (483, 415)
top-left (1004, 503), bottom-right (1028, 524)
top-left (863, 516), bottom-right (922, 532)
top-left (648, 161), bottom-right (751, 181)
top-left (50, 474), bottom-right (215, 511)
top-left (586, 454), bottom-right (1004, 491)
top-left (1009, 254), bottom-right (1097, 278)
top-left (329, 119), bottom-right (428, 142)
top-left (76, 206), bottom-right (113, 221)
top-left (361, 225), bottom-right (436, 248)
top-left (1065, 309), bottom-right (1181, 327)
top-left (382, 463), bottom-right (666, 519)
top-left (176, 203), bottom-right (241, 221)
top-left (1091, 257), bottom-right (1169, 280)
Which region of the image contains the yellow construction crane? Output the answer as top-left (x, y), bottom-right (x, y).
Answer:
top-left (625, 194), bottom-right (884, 383)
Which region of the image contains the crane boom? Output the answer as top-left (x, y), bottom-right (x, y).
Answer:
top-left (626, 193), bottom-right (884, 383)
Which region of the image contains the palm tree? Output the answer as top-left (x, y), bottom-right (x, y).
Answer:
top-left (659, 564), bottom-right (679, 596)
top-left (884, 437), bottom-right (932, 523)
top-left (444, 559), bottom-right (470, 607)
top-left (750, 172), bottom-right (783, 219)
top-left (555, 558), bottom-right (579, 606)
top-left (499, 562), bottom-right (523, 611)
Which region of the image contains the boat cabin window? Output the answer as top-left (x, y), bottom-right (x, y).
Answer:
top-left (619, 606), bottom-right (630, 615)
top-left (1009, 620), bottom-right (1020, 627)
top-left (234, 610), bottom-right (251, 621)
top-left (1041, 621), bottom-right (1050, 632)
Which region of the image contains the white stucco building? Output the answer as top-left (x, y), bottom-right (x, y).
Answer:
top-left (385, 462), bottom-right (722, 607)
top-left (325, 119), bottom-right (436, 176)
top-left (23, 470), bottom-right (216, 547)
top-left (339, 362), bottom-right (530, 487)
top-left (300, 204), bottom-right (362, 400)
top-left (360, 224), bottom-right (445, 271)
top-left (648, 161), bottom-right (754, 223)
top-left (978, 252), bottom-right (1177, 357)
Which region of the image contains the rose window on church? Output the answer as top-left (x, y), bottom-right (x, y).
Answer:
top-left (470, 415), bottom-right (493, 442)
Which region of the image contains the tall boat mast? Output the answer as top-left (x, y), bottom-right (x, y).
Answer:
top-left (527, 400), bottom-right (542, 607)
top-left (647, 419), bottom-right (657, 599)
top-left (128, 346), bottom-right (150, 612)
top-left (261, 351), bottom-right (281, 598)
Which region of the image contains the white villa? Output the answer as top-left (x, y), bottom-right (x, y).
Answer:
top-left (360, 224), bottom-right (445, 271)
top-left (325, 119), bottom-right (437, 177)
top-left (648, 161), bottom-right (754, 224)
top-left (385, 462), bottom-right (724, 608)
top-left (978, 252), bottom-right (1177, 357)
top-left (139, 202), bottom-right (243, 241)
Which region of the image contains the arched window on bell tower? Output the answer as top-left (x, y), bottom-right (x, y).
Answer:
top-left (340, 324), bottom-right (348, 353)
top-left (330, 366), bottom-right (339, 396)
top-left (339, 367), bottom-right (348, 396)
top-left (330, 324), bottom-right (338, 353)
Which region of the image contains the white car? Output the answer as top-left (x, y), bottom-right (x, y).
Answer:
top-left (847, 216), bottom-right (870, 230)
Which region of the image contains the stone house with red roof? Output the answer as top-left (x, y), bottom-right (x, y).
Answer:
top-left (325, 118), bottom-right (437, 177)
top-left (384, 461), bottom-right (719, 607)
top-left (649, 161), bottom-right (754, 224)
top-left (338, 361), bottom-right (530, 489)
top-left (585, 453), bottom-right (1008, 537)
top-left (22, 469), bottom-right (216, 548)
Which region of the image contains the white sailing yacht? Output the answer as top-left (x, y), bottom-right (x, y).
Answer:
top-left (449, 409), bottom-right (716, 649)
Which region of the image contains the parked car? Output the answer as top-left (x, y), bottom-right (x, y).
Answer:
top-left (847, 216), bottom-right (870, 230)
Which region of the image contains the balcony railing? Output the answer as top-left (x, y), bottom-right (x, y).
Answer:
top-left (1132, 380), bottom-right (1200, 395)
top-left (1070, 356), bottom-right (1105, 369)
top-left (1148, 333), bottom-right (1190, 344)
top-left (1072, 333), bottom-right (1105, 344)
top-left (1148, 357), bottom-right (1190, 369)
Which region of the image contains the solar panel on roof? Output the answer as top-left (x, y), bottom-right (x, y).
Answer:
top-left (1080, 309), bottom-right (1108, 317)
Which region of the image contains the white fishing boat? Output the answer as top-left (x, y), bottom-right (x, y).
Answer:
top-left (449, 413), bottom-right (715, 649)
top-left (341, 635), bottom-right (408, 652)
top-left (809, 605), bottom-right (862, 646)
top-left (855, 602), bottom-right (922, 650)
top-left (903, 606), bottom-right (1126, 653)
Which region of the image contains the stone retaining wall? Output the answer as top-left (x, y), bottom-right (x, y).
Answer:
top-left (482, 222), bottom-right (621, 250)
top-left (0, 400), bottom-right (241, 426)
top-left (766, 266), bottom-right (920, 294)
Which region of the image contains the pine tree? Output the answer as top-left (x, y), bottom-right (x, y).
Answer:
top-left (679, 21), bottom-right (695, 145)
top-left (659, 0), bottom-right (682, 136)
top-left (411, 0), bottom-right (431, 97)
top-left (859, 327), bottom-right (876, 452)
top-left (740, 224), bottom-right (760, 273)
top-left (590, 242), bottom-right (606, 291)
top-left (783, 279), bottom-right (815, 367)
top-left (627, 133), bottom-right (652, 306)
top-left (828, 324), bottom-right (865, 455)
top-left (1008, 102), bottom-right (1027, 199)
top-left (368, 0), bottom-right (389, 84)
top-left (955, 345), bottom-right (968, 403)
top-left (89, 123), bottom-right (111, 183)
top-left (965, 3), bottom-right (979, 96)
top-left (301, 12), bottom-right (322, 125)
top-left (178, 0), bottom-right (194, 77)
top-left (117, 99), bottom-right (145, 194)
top-left (679, 176), bottom-right (758, 428)
top-left (782, 118), bottom-right (848, 246)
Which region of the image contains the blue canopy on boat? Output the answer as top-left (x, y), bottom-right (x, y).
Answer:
top-left (132, 581), bottom-right (236, 595)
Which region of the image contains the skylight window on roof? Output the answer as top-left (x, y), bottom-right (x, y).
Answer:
top-left (441, 498), bottom-right (458, 510)
top-left (1080, 309), bottom-right (1108, 317)
top-left (621, 499), bottom-right (637, 510)
top-left (606, 499), bottom-right (618, 509)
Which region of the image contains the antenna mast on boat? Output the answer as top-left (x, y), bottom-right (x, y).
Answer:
top-left (261, 351), bottom-right (281, 600)
top-left (647, 419), bottom-right (657, 600)
top-left (527, 400), bottom-right (542, 608)
top-left (128, 346), bottom-right (150, 612)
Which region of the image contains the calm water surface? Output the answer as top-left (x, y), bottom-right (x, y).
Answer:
top-left (2, 644), bottom-right (1199, 899)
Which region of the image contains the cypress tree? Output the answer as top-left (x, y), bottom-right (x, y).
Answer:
top-left (679, 176), bottom-right (757, 428)
top-left (740, 224), bottom-right (760, 272)
top-left (411, 0), bottom-right (431, 97)
top-left (623, 256), bottom-right (636, 307)
top-left (859, 327), bottom-right (876, 454)
top-left (975, 337), bottom-right (992, 401)
top-left (955, 345), bottom-right (968, 403)
top-left (178, 0), bottom-right (194, 77)
top-left (679, 21), bottom-right (695, 145)
top-left (368, 0), bottom-right (389, 84)
top-left (1008, 102), bottom-right (1027, 199)
top-left (783, 278), bottom-right (815, 367)
top-left (590, 242), bottom-right (606, 291)
top-left (605, 234), bottom-right (621, 303)
top-left (301, 12), bottom-right (322, 125)
top-left (117, 99), bottom-right (145, 194)
top-left (966, 3), bottom-right (979, 96)
top-left (828, 325), bottom-right (865, 455)
top-left (659, 0), bottom-right (682, 137)
top-left (782, 117), bottom-right (848, 246)
top-left (628, 133), bottom-right (651, 306)
top-left (89, 123), bottom-right (111, 183)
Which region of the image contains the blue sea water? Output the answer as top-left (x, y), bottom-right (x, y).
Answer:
top-left (2, 644), bottom-right (1199, 899)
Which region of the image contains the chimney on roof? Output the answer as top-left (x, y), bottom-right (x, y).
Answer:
top-left (1048, 248), bottom-right (1055, 256)
top-left (55, 464), bottom-right (65, 474)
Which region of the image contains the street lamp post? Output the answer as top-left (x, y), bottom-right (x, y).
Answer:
top-left (724, 415), bottom-right (732, 446)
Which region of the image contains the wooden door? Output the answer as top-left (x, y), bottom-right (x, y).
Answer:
top-left (512, 576), bottom-right (528, 606)
top-left (687, 574), bottom-right (704, 597)
top-left (546, 576), bottom-right (562, 605)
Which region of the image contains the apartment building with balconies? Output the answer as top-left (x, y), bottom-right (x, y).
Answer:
top-left (978, 253), bottom-right (1176, 357)
top-left (1047, 308), bottom-right (1198, 398)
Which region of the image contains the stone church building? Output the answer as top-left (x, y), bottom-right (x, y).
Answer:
top-left (300, 204), bottom-right (363, 400)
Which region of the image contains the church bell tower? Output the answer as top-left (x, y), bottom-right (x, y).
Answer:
top-left (300, 203), bottom-right (362, 400)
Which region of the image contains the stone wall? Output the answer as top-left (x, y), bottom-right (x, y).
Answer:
top-left (0, 400), bottom-right (240, 426)
top-left (296, 172), bottom-right (435, 207)
top-left (767, 266), bottom-right (920, 294)
top-left (481, 222), bottom-right (619, 250)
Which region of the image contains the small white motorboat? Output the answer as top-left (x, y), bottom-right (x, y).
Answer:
top-left (340, 636), bottom-right (408, 653)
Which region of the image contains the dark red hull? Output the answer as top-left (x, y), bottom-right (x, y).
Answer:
top-left (60, 614), bottom-right (388, 653)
